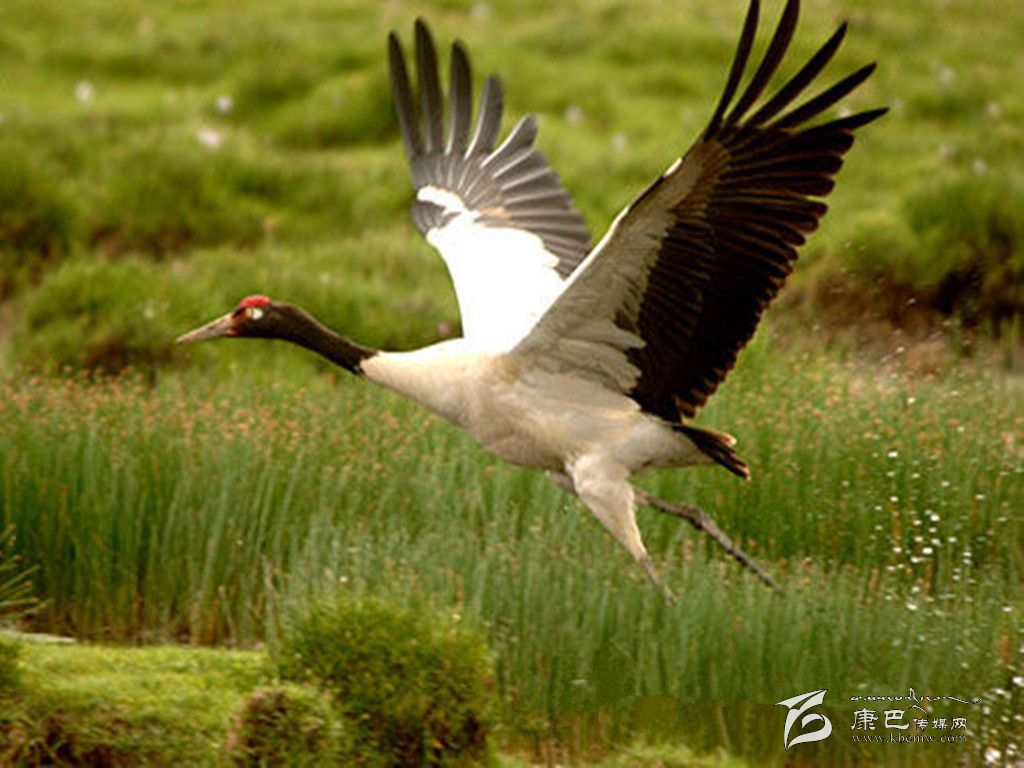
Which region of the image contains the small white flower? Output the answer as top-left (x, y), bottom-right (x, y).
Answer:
top-left (196, 127), bottom-right (223, 149)
top-left (565, 105), bottom-right (584, 125)
top-left (75, 80), bottom-right (95, 103)
top-left (215, 94), bottom-right (234, 114)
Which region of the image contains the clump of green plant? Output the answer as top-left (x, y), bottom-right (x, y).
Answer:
top-left (264, 73), bottom-right (395, 150)
top-left (89, 142), bottom-right (261, 257)
top-left (0, 525), bottom-right (37, 627)
top-left (10, 256), bottom-right (203, 373)
top-left (0, 640), bottom-right (19, 693)
top-left (224, 684), bottom-right (347, 767)
top-left (0, 524), bottom-right (37, 696)
top-left (842, 170), bottom-right (1024, 332)
top-left (274, 595), bottom-right (494, 766)
top-left (0, 144), bottom-right (79, 295)
top-left (0, 525), bottom-right (37, 695)
top-left (904, 169), bottom-right (1024, 331)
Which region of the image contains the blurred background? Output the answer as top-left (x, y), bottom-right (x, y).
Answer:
top-left (0, 0), bottom-right (1020, 374)
top-left (0, 0), bottom-right (1020, 765)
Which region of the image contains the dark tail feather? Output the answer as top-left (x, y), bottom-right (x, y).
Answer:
top-left (676, 425), bottom-right (751, 480)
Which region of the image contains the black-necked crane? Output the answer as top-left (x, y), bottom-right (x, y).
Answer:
top-left (178, 0), bottom-right (884, 590)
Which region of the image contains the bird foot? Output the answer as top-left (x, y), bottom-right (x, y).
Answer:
top-left (638, 554), bottom-right (677, 602)
top-left (633, 487), bottom-right (779, 591)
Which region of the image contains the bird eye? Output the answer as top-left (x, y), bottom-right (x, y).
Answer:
top-left (246, 307), bottom-right (265, 320)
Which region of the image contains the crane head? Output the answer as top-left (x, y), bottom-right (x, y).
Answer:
top-left (176, 295), bottom-right (276, 344)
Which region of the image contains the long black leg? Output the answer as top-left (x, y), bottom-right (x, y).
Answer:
top-left (633, 487), bottom-right (779, 590)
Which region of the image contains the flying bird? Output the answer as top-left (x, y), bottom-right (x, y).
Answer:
top-left (178, 0), bottom-right (884, 589)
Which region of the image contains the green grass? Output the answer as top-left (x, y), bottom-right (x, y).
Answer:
top-left (0, 639), bottom-right (266, 765)
top-left (0, 332), bottom-right (1019, 764)
top-left (274, 594), bottom-right (494, 764)
top-left (0, 0), bottom-right (1022, 763)
top-left (0, 638), bottom-right (749, 766)
top-left (0, 0), bottom-right (1022, 370)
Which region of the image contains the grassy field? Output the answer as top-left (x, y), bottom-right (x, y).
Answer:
top-left (0, 0), bottom-right (1022, 764)
top-left (0, 0), bottom-right (1022, 372)
top-left (1, 637), bottom-right (266, 764)
top-left (1, 332), bottom-right (1020, 764)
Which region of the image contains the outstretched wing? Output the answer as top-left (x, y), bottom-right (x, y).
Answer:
top-left (512, 0), bottom-right (885, 420)
top-left (389, 20), bottom-right (591, 349)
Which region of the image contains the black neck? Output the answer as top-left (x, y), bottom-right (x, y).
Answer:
top-left (269, 304), bottom-right (376, 374)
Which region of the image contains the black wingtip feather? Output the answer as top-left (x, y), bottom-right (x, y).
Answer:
top-left (725, 0), bottom-right (799, 125)
top-left (772, 61), bottom-right (877, 130)
top-left (482, 115), bottom-right (539, 171)
top-left (415, 18), bottom-right (444, 153)
top-left (746, 20), bottom-right (848, 127)
top-left (615, 5), bottom-right (883, 424)
top-left (447, 41), bottom-right (473, 157)
top-left (706, 0), bottom-right (761, 136)
top-left (466, 74), bottom-right (504, 157)
top-left (388, 32), bottom-right (421, 159)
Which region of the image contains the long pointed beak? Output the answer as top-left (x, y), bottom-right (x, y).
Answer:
top-left (176, 313), bottom-right (235, 344)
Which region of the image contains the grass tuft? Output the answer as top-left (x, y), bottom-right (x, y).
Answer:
top-left (89, 142), bottom-right (263, 257)
top-left (274, 594), bottom-right (494, 766)
top-left (224, 684), bottom-right (347, 766)
top-left (0, 144), bottom-right (79, 296)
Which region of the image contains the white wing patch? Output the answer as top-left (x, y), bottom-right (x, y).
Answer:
top-left (417, 185), bottom-right (468, 215)
top-left (426, 207), bottom-right (566, 352)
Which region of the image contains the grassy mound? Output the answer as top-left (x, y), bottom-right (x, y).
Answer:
top-left (224, 684), bottom-right (348, 766)
top-left (275, 595), bottom-right (494, 766)
top-left (0, 643), bottom-right (265, 766)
